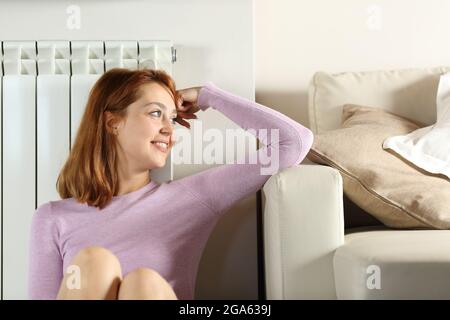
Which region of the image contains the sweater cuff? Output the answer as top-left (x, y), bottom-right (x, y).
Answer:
top-left (197, 81), bottom-right (217, 111)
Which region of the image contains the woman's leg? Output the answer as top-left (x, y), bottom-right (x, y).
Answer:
top-left (57, 246), bottom-right (122, 300)
top-left (118, 267), bottom-right (178, 300)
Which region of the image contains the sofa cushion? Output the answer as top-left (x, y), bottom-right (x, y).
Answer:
top-left (308, 67), bottom-right (450, 134)
top-left (383, 72), bottom-right (450, 179)
top-left (307, 104), bottom-right (450, 229)
top-left (334, 229), bottom-right (450, 299)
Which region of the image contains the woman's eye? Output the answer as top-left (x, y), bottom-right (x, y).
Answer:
top-left (150, 111), bottom-right (177, 125)
top-left (150, 110), bottom-right (162, 117)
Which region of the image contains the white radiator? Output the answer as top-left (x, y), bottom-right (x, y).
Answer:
top-left (0, 40), bottom-right (175, 299)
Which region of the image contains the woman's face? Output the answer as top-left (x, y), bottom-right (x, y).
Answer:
top-left (114, 82), bottom-right (177, 171)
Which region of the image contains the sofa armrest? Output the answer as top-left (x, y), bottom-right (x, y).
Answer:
top-left (262, 164), bottom-right (344, 299)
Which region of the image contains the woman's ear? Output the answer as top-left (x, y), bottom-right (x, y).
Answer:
top-left (104, 111), bottom-right (120, 135)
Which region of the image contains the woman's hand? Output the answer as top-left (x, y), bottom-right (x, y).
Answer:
top-left (175, 86), bottom-right (202, 129)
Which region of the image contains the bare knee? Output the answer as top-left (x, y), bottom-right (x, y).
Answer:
top-left (71, 246), bottom-right (120, 272)
top-left (118, 267), bottom-right (177, 300)
top-left (58, 246), bottom-right (122, 300)
top-left (74, 245), bottom-right (117, 262)
top-left (122, 268), bottom-right (167, 290)
top-left (125, 268), bottom-right (163, 282)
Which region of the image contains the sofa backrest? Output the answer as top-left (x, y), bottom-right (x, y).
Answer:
top-left (308, 66), bottom-right (450, 134)
top-left (308, 66), bottom-right (450, 229)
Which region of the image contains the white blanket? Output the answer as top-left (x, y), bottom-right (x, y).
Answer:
top-left (383, 72), bottom-right (450, 179)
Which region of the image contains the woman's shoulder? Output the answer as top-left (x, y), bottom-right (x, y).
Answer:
top-left (31, 201), bottom-right (56, 228)
top-left (31, 200), bottom-right (71, 237)
top-left (34, 197), bottom-right (86, 219)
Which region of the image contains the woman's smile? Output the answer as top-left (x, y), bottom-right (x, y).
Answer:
top-left (151, 141), bottom-right (169, 153)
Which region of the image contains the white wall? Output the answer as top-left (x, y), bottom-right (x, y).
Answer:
top-left (256, 0), bottom-right (450, 128)
top-left (0, 0), bottom-right (256, 299)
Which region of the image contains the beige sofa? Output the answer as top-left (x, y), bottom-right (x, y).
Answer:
top-left (262, 67), bottom-right (450, 299)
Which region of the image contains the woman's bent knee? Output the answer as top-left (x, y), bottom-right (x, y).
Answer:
top-left (118, 267), bottom-right (177, 300)
top-left (72, 246), bottom-right (118, 263)
top-left (57, 246), bottom-right (122, 299)
top-left (71, 246), bottom-right (122, 275)
top-left (125, 268), bottom-right (163, 281)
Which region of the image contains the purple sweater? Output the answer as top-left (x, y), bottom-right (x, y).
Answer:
top-left (28, 82), bottom-right (313, 300)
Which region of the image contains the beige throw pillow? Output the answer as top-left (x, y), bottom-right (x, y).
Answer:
top-left (307, 104), bottom-right (450, 229)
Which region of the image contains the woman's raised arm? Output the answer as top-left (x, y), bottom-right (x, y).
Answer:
top-left (175, 82), bottom-right (314, 216)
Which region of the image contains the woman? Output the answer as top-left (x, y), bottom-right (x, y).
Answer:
top-left (28, 68), bottom-right (314, 300)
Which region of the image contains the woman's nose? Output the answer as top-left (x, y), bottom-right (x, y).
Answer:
top-left (161, 116), bottom-right (174, 134)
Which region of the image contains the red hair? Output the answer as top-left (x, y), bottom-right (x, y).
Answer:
top-left (56, 68), bottom-right (179, 210)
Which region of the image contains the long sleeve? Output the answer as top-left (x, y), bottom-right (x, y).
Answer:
top-left (28, 202), bottom-right (64, 299)
top-left (177, 82), bottom-right (314, 215)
